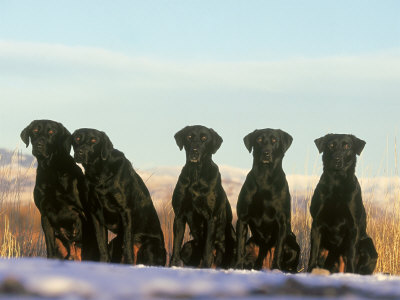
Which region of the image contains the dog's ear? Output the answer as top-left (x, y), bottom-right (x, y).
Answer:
top-left (20, 122), bottom-right (33, 148)
top-left (243, 130), bottom-right (257, 153)
top-left (278, 129), bottom-right (293, 153)
top-left (314, 135), bottom-right (327, 154)
top-left (351, 135), bottom-right (366, 156)
top-left (209, 128), bottom-right (223, 154)
top-left (100, 131), bottom-right (114, 160)
top-left (57, 122), bottom-right (72, 154)
top-left (174, 126), bottom-right (189, 151)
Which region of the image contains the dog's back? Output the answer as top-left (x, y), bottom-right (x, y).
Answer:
top-left (72, 128), bottom-right (166, 266)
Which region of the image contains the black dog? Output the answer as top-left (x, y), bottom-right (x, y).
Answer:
top-left (235, 128), bottom-right (300, 272)
top-left (169, 125), bottom-right (235, 268)
top-left (20, 120), bottom-right (98, 261)
top-left (308, 134), bottom-right (377, 274)
top-left (71, 128), bottom-right (166, 266)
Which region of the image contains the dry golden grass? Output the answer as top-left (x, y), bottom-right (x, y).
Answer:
top-left (1, 150), bottom-right (399, 275)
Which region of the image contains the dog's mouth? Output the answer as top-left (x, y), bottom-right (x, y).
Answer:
top-left (73, 151), bottom-right (87, 164)
top-left (188, 151), bottom-right (200, 163)
top-left (335, 162), bottom-right (343, 169)
top-left (32, 145), bottom-right (50, 159)
top-left (334, 158), bottom-right (344, 170)
top-left (261, 153), bottom-right (273, 164)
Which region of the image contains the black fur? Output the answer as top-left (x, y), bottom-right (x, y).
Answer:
top-left (71, 128), bottom-right (166, 266)
top-left (236, 128), bottom-right (300, 272)
top-left (20, 120), bottom-right (98, 261)
top-left (308, 134), bottom-right (377, 274)
top-left (169, 125), bottom-right (235, 268)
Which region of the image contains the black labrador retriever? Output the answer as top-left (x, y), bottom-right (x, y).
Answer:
top-left (71, 128), bottom-right (166, 266)
top-left (169, 125), bottom-right (236, 268)
top-left (236, 128), bottom-right (300, 272)
top-left (20, 120), bottom-right (98, 261)
top-left (308, 134), bottom-right (377, 274)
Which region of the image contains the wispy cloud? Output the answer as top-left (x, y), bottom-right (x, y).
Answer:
top-left (1, 40), bottom-right (400, 98)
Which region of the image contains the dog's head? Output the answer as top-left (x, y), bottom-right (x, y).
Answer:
top-left (20, 120), bottom-right (72, 160)
top-left (315, 134), bottom-right (365, 173)
top-left (71, 128), bottom-right (114, 165)
top-left (243, 128), bottom-right (293, 167)
top-left (174, 125), bottom-right (223, 164)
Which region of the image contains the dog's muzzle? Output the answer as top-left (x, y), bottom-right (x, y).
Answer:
top-left (74, 149), bottom-right (87, 164)
top-left (334, 156), bottom-right (344, 169)
top-left (32, 141), bottom-right (49, 158)
top-left (189, 149), bottom-right (200, 163)
top-left (261, 152), bottom-right (272, 164)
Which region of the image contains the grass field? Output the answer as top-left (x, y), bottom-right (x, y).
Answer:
top-left (1, 150), bottom-right (399, 275)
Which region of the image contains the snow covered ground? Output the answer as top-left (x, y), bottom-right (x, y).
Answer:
top-left (0, 258), bottom-right (399, 299)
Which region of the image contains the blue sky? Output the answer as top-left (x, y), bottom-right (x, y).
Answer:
top-left (1, 1), bottom-right (400, 175)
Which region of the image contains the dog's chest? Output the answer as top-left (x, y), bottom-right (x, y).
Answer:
top-left (186, 181), bottom-right (217, 217)
top-left (92, 185), bottom-right (118, 209)
top-left (317, 198), bottom-right (351, 225)
top-left (36, 172), bottom-right (80, 206)
top-left (250, 187), bottom-right (285, 215)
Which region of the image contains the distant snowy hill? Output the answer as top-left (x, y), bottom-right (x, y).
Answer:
top-left (0, 148), bottom-right (36, 168)
top-left (0, 258), bottom-right (399, 299)
top-left (0, 148), bottom-right (398, 206)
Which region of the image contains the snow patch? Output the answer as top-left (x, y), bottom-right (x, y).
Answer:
top-left (1, 258), bottom-right (400, 299)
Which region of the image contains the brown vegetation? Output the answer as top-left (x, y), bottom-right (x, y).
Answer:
top-left (1, 151), bottom-right (399, 274)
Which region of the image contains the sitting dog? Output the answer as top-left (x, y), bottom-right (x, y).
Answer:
top-left (308, 134), bottom-right (378, 274)
top-left (169, 125), bottom-right (236, 268)
top-left (20, 120), bottom-right (98, 261)
top-left (235, 128), bottom-right (300, 272)
top-left (71, 128), bottom-right (166, 266)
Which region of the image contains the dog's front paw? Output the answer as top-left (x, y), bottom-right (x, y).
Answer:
top-left (169, 256), bottom-right (182, 267)
top-left (235, 263), bottom-right (244, 270)
top-left (272, 259), bottom-right (282, 271)
top-left (234, 259), bottom-right (245, 269)
top-left (99, 254), bottom-right (111, 263)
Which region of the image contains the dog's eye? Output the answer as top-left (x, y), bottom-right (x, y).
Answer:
top-left (329, 143), bottom-right (335, 149)
top-left (48, 130), bottom-right (54, 135)
top-left (75, 137), bottom-right (81, 142)
top-left (91, 138), bottom-right (97, 143)
top-left (33, 128), bottom-right (39, 133)
top-left (201, 136), bottom-right (207, 142)
top-left (257, 137), bottom-right (262, 143)
top-left (343, 143), bottom-right (351, 150)
top-left (271, 138), bottom-right (277, 143)
top-left (187, 135), bottom-right (192, 141)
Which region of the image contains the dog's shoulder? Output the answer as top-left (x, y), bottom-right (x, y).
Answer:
top-left (240, 170), bottom-right (258, 194)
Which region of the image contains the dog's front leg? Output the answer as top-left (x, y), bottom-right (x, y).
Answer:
top-left (235, 219), bottom-right (248, 269)
top-left (170, 215), bottom-right (186, 267)
top-left (202, 217), bottom-right (216, 268)
top-left (346, 229), bottom-right (358, 273)
top-left (91, 213), bottom-right (109, 262)
top-left (308, 224), bottom-right (322, 272)
top-left (120, 208), bottom-right (134, 264)
top-left (41, 215), bottom-right (56, 258)
top-left (272, 215), bottom-right (287, 270)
